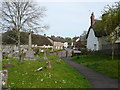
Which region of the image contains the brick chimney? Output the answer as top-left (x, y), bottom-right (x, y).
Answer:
top-left (90, 12), bottom-right (95, 26)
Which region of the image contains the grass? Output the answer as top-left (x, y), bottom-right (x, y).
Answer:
top-left (2, 54), bottom-right (91, 88)
top-left (72, 54), bottom-right (120, 80)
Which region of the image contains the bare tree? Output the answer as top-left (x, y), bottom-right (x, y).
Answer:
top-left (1, 1), bottom-right (48, 63)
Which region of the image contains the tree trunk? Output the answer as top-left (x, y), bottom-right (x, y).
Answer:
top-left (112, 40), bottom-right (114, 60)
top-left (18, 31), bottom-right (22, 64)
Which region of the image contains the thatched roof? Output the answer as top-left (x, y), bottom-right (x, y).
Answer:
top-left (48, 36), bottom-right (65, 43)
top-left (86, 20), bottom-right (107, 39)
top-left (2, 31), bottom-right (53, 46)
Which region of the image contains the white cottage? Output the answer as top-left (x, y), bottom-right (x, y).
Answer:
top-left (86, 13), bottom-right (108, 51)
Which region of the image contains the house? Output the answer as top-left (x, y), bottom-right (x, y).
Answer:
top-left (71, 36), bottom-right (79, 49)
top-left (72, 31), bottom-right (87, 50)
top-left (64, 42), bottom-right (68, 49)
top-left (47, 36), bottom-right (65, 50)
top-left (86, 13), bottom-right (108, 51)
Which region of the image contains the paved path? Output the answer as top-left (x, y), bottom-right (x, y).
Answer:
top-left (62, 57), bottom-right (119, 88)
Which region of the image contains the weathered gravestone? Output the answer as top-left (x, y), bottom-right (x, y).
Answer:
top-left (0, 70), bottom-right (8, 88)
top-left (8, 53), bottom-right (12, 58)
top-left (26, 31), bottom-right (34, 58)
top-left (24, 31), bottom-right (39, 61)
top-left (46, 61), bottom-right (51, 70)
top-left (33, 67), bottom-right (43, 72)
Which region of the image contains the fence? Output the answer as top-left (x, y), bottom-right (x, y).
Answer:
top-left (102, 43), bottom-right (120, 50)
top-left (100, 43), bottom-right (120, 55)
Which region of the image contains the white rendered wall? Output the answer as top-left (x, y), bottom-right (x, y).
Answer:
top-left (87, 28), bottom-right (99, 51)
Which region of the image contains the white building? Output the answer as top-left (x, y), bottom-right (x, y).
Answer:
top-left (86, 13), bottom-right (108, 51)
top-left (64, 42), bottom-right (68, 49)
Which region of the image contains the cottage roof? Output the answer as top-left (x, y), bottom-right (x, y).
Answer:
top-left (86, 20), bottom-right (107, 39)
top-left (2, 31), bottom-right (53, 46)
top-left (48, 36), bottom-right (65, 43)
top-left (32, 34), bottom-right (53, 46)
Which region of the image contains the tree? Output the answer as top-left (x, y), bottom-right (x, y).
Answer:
top-left (1, 1), bottom-right (48, 63)
top-left (64, 37), bottom-right (72, 46)
top-left (94, 1), bottom-right (120, 59)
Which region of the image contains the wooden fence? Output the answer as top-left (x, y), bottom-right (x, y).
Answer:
top-left (102, 43), bottom-right (120, 50)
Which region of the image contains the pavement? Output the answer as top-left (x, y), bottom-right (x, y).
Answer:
top-left (58, 49), bottom-right (120, 88)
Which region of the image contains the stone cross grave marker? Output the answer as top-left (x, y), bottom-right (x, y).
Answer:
top-left (26, 30), bottom-right (34, 58)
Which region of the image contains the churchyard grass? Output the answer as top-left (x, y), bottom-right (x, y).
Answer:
top-left (72, 54), bottom-right (120, 80)
top-left (0, 61), bottom-right (2, 70)
top-left (2, 54), bottom-right (91, 88)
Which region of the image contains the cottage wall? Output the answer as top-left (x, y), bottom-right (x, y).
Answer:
top-left (87, 28), bottom-right (99, 51)
top-left (98, 36), bottom-right (108, 50)
top-left (53, 42), bottom-right (64, 50)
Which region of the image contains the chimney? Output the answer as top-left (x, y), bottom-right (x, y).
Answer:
top-left (90, 12), bottom-right (95, 26)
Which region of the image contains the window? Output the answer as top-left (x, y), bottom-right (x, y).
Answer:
top-left (94, 44), bottom-right (96, 50)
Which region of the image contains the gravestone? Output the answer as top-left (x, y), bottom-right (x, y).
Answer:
top-left (26, 30), bottom-right (34, 58)
top-left (46, 61), bottom-right (51, 70)
top-left (0, 70), bottom-right (8, 88)
top-left (44, 52), bottom-right (48, 60)
top-left (8, 53), bottom-right (12, 58)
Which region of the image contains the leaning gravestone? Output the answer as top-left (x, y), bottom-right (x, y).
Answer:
top-left (0, 70), bottom-right (8, 88)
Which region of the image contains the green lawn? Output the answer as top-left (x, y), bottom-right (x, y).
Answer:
top-left (72, 54), bottom-right (120, 80)
top-left (2, 54), bottom-right (91, 88)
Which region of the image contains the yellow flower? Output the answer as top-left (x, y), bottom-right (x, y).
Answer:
top-left (41, 79), bottom-right (43, 82)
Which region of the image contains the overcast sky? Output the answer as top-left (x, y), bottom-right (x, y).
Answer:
top-left (0, 1), bottom-right (118, 38)
top-left (37, 2), bottom-right (116, 38)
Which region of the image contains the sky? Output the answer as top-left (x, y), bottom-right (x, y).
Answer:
top-left (0, 0), bottom-right (118, 38)
top-left (37, 2), bottom-right (116, 38)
